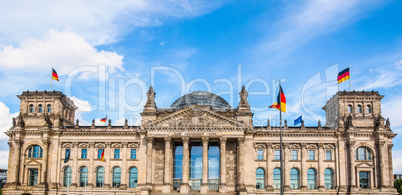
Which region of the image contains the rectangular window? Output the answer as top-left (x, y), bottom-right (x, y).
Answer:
top-left (292, 150), bottom-right (298, 160)
top-left (98, 149), bottom-right (104, 159)
top-left (131, 149), bottom-right (137, 159)
top-left (65, 149), bottom-right (71, 159)
top-left (359, 171), bottom-right (370, 189)
top-left (114, 149), bottom-right (120, 159)
top-left (274, 150), bottom-right (280, 160)
top-left (81, 149), bottom-right (87, 159)
top-left (257, 149), bottom-right (263, 160)
top-left (326, 150), bottom-right (332, 160)
top-left (29, 169), bottom-right (39, 186)
top-left (309, 150), bottom-right (315, 160)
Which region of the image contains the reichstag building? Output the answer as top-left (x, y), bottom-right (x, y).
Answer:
top-left (3, 87), bottom-right (397, 194)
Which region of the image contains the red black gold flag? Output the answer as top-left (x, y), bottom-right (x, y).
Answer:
top-left (100, 116), bottom-right (107, 122)
top-left (100, 150), bottom-right (105, 162)
top-left (337, 67), bottom-right (350, 84)
top-left (269, 86), bottom-right (286, 112)
top-left (52, 68), bottom-right (59, 81)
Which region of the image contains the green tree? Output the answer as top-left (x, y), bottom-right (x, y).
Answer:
top-left (395, 179), bottom-right (402, 194)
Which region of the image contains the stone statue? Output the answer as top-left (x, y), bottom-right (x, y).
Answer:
top-left (12, 117), bottom-right (16, 127)
top-left (318, 120), bottom-right (322, 128)
top-left (386, 118), bottom-right (390, 128)
top-left (124, 119), bottom-right (128, 128)
top-left (44, 114), bottom-right (52, 128)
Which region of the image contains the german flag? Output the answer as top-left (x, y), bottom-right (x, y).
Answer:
top-left (100, 116), bottom-right (107, 122)
top-left (269, 86), bottom-right (286, 112)
top-left (100, 150), bottom-right (105, 162)
top-left (337, 67), bottom-right (350, 84)
top-left (277, 86), bottom-right (286, 112)
top-left (52, 68), bottom-right (59, 81)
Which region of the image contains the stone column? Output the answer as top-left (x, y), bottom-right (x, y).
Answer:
top-left (301, 143), bottom-right (308, 191)
top-left (104, 142), bottom-right (111, 188)
top-left (201, 137), bottom-right (209, 194)
top-left (10, 139), bottom-right (21, 186)
top-left (237, 138), bottom-right (246, 190)
top-left (318, 143), bottom-right (325, 190)
top-left (146, 137), bottom-right (154, 185)
top-left (121, 142), bottom-right (128, 189)
top-left (378, 141), bottom-right (386, 188)
top-left (389, 144), bottom-right (394, 187)
top-left (88, 142), bottom-right (95, 187)
top-left (180, 137), bottom-right (190, 193)
top-left (219, 137), bottom-right (227, 193)
top-left (348, 140), bottom-right (356, 189)
top-left (266, 143), bottom-right (273, 190)
top-left (71, 142), bottom-right (78, 187)
top-left (40, 139), bottom-right (50, 187)
top-left (283, 143), bottom-right (290, 191)
top-left (163, 137), bottom-right (172, 193)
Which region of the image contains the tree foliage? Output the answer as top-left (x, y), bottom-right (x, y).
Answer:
top-left (395, 179), bottom-right (402, 194)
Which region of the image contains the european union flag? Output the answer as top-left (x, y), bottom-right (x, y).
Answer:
top-left (294, 115), bottom-right (302, 126)
top-left (64, 150), bottom-right (70, 163)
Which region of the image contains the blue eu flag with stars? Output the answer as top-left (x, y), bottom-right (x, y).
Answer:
top-left (294, 115), bottom-right (302, 126)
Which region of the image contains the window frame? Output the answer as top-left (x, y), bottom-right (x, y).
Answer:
top-left (98, 149), bottom-right (104, 159)
top-left (308, 150), bottom-right (315, 160)
top-left (274, 149), bottom-right (280, 160)
top-left (257, 149), bottom-right (264, 160)
top-left (114, 149), bottom-right (120, 159)
top-left (81, 148), bottom-right (87, 159)
top-left (291, 149), bottom-right (298, 160)
top-left (130, 149), bottom-right (137, 159)
top-left (325, 150), bottom-right (332, 160)
top-left (256, 168), bottom-right (265, 189)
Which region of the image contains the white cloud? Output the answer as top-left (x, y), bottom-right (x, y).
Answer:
top-left (0, 30), bottom-right (124, 73)
top-left (0, 150), bottom-right (9, 168)
top-left (393, 150), bottom-right (402, 173)
top-left (0, 1), bottom-right (226, 46)
top-left (70, 96), bottom-right (92, 126)
top-left (260, 0), bottom-right (379, 53)
top-left (382, 96), bottom-right (402, 130)
top-left (0, 101), bottom-right (19, 140)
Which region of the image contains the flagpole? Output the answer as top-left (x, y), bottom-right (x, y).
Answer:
top-left (349, 65), bottom-right (351, 90)
top-left (50, 67), bottom-right (53, 91)
top-left (279, 81), bottom-right (284, 195)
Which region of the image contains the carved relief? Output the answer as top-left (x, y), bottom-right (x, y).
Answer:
top-left (154, 140), bottom-right (165, 184)
top-left (226, 140), bottom-right (237, 185)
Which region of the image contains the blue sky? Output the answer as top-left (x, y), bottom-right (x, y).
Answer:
top-left (1, 0), bottom-right (402, 171)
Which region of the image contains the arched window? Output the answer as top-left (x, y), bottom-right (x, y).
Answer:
top-left (366, 105), bottom-right (371, 113)
top-left (96, 167), bottom-right (104, 187)
top-left (256, 168), bottom-right (265, 189)
top-left (129, 167), bottom-right (138, 188)
top-left (307, 168), bottom-right (317, 189)
top-left (29, 104), bottom-right (34, 113)
top-left (38, 104), bottom-right (43, 113)
top-left (47, 104), bottom-right (51, 113)
top-left (273, 168), bottom-right (281, 189)
top-left (63, 166), bottom-right (72, 187)
top-left (27, 145), bottom-right (43, 158)
top-left (347, 105), bottom-right (353, 113)
top-left (324, 168), bottom-right (334, 189)
top-left (80, 167), bottom-right (88, 187)
top-left (355, 147), bottom-right (372, 160)
top-left (357, 105), bottom-right (362, 113)
top-left (290, 168), bottom-right (300, 189)
top-left (112, 167), bottom-right (121, 187)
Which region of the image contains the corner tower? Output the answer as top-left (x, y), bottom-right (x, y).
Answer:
top-left (17, 90), bottom-right (77, 128)
top-left (323, 90), bottom-right (384, 129)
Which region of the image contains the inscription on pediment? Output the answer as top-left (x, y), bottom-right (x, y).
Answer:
top-left (145, 106), bottom-right (244, 130)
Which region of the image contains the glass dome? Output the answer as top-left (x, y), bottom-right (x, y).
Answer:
top-left (170, 91), bottom-right (231, 110)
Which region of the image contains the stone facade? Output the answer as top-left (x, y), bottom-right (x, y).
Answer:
top-left (2, 88), bottom-right (397, 194)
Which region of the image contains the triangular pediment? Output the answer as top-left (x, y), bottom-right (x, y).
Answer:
top-left (356, 161), bottom-right (374, 169)
top-left (24, 159), bottom-right (42, 166)
top-left (144, 105), bottom-right (244, 131)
